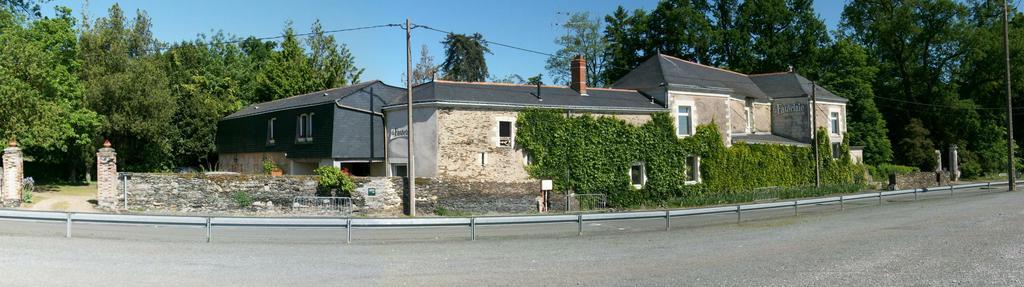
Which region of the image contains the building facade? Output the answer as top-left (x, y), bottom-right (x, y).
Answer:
top-left (216, 81), bottom-right (404, 176)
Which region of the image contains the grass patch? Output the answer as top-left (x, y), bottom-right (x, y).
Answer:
top-left (36, 183), bottom-right (97, 196)
top-left (433, 206), bottom-right (470, 217)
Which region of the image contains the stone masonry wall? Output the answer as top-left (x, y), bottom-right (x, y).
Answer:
top-left (117, 173), bottom-right (318, 213)
top-left (753, 103), bottom-right (771, 133)
top-left (435, 107), bottom-right (652, 182)
top-left (415, 177), bottom-right (541, 215)
top-left (890, 171), bottom-right (950, 190)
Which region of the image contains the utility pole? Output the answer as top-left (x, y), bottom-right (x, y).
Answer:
top-left (1004, 0), bottom-right (1017, 191)
top-left (405, 18), bottom-right (417, 215)
top-left (369, 86), bottom-right (374, 168)
top-left (811, 81), bottom-right (821, 188)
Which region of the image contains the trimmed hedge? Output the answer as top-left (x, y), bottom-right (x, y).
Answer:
top-left (516, 109), bottom-right (864, 208)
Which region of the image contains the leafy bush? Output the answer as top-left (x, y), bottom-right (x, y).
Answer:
top-left (866, 163), bottom-right (919, 179)
top-left (233, 191), bottom-right (252, 208)
top-left (261, 159), bottom-right (277, 174)
top-left (516, 109), bottom-right (863, 208)
top-left (313, 166), bottom-right (356, 196)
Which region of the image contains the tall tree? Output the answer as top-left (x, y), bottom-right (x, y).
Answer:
top-left (546, 12), bottom-right (608, 87)
top-left (647, 0), bottom-right (714, 64)
top-left (602, 6), bottom-right (650, 84)
top-left (440, 33), bottom-right (490, 82)
top-left (79, 4), bottom-right (176, 171)
top-left (258, 22), bottom-right (316, 101)
top-left (407, 44), bottom-right (437, 85)
top-left (734, 0), bottom-right (828, 74)
top-left (818, 39), bottom-right (892, 165)
top-left (0, 5), bottom-right (100, 180)
top-left (307, 19), bottom-right (362, 90)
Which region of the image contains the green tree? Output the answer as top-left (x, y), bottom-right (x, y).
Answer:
top-left (546, 12), bottom-right (607, 87)
top-left (647, 0), bottom-right (714, 64)
top-left (307, 19), bottom-right (362, 90)
top-left (896, 119), bottom-right (937, 171)
top-left (259, 22), bottom-right (316, 101)
top-left (0, 5), bottom-right (101, 180)
top-left (440, 33), bottom-right (490, 82)
top-left (817, 39), bottom-right (892, 165)
top-left (734, 0), bottom-right (828, 74)
top-left (602, 6), bottom-right (650, 84)
top-left (79, 4), bottom-right (177, 171)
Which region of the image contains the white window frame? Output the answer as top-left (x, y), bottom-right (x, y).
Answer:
top-left (629, 161), bottom-right (647, 189)
top-left (829, 110), bottom-right (840, 135)
top-left (675, 102), bottom-right (695, 137)
top-left (267, 117), bottom-right (276, 145)
top-left (497, 120), bottom-right (514, 147)
top-left (296, 113), bottom-right (315, 143)
top-left (685, 156), bottom-right (701, 184)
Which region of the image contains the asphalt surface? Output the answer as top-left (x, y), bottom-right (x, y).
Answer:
top-left (0, 186), bottom-right (1021, 286)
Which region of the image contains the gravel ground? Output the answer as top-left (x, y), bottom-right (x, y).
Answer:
top-left (0, 187), bottom-right (1021, 286)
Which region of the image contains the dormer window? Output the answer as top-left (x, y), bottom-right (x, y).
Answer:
top-left (829, 111), bottom-right (840, 135)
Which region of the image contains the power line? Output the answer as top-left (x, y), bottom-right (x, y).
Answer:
top-left (409, 24), bottom-right (557, 57)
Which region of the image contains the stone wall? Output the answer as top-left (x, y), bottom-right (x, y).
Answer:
top-left (752, 103), bottom-right (771, 133)
top-left (117, 173), bottom-right (318, 213)
top-left (729, 99), bottom-right (747, 134)
top-left (889, 171), bottom-right (951, 190)
top-left (415, 177), bottom-right (541, 215)
top-left (813, 102), bottom-right (846, 143)
top-left (668, 92), bottom-right (731, 145)
top-left (351, 176), bottom-right (404, 215)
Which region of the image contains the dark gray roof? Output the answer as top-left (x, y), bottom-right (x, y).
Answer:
top-left (749, 73), bottom-right (848, 103)
top-left (384, 80), bottom-right (663, 112)
top-left (612, 54), bottom-right (847, 103)
top-left (612, 54), bottom-right (768, 100)
top-left (732, 134), bottom-right (809, 146)
top-left (223, 81), bottom-right (405, 120)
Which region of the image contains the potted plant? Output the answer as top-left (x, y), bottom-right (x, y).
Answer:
top-left (262, 159), bottom-right (283, 176)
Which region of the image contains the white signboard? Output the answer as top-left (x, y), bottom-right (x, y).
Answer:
top-left (541, 180), bottom-right (553, 191)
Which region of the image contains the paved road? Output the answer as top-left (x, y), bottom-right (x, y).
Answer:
top-left (0, 186), bottom-right (1021, 286)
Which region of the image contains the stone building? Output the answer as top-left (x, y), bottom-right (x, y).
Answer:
top-left (217, 54), bottom-right (856, 184)
top-left (384, 54), bottom-right (856, 185)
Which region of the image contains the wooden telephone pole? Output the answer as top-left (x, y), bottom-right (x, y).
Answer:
top-left (1004, 1), bottom-right (1017, 191)
top-left (405, 18), bottom-right (417, 214)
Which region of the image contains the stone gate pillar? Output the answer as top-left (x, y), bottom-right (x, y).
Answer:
top-left (2, 139), bottom-right (23, 207)
top-left (97, 140), bottom-right (118, 208)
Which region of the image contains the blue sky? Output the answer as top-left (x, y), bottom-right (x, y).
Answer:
top-left (45, 0), bottom-right (845, 85)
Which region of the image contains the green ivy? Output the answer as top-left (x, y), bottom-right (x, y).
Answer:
top-left (516, 109), bottom-right (863, 208)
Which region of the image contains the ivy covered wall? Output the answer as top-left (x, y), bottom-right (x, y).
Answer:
top-left (515, 109), bottom-right (863, 207)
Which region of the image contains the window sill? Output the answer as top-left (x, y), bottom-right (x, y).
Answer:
top-left (684, 180), bottom-right (700, 185)
top-left (632, 184), bottom-right (644, 189)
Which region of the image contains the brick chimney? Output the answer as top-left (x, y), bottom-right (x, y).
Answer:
top-left (570, 55), bottom-right (587, 96)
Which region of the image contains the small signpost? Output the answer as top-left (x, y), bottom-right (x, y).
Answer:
top-left (541, 180), bottom-right (553, 212)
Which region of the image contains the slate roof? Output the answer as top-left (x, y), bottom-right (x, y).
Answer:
top-left (749, 72), bottom-right (848, 103)
top-left (732, 134), bottom-right (809, 146)
top-left (223, 80), bottom-right (405, 120)
top-left (612, 54), bottom-right (847, 103)
top-left (383, 80), bottom-right (664, 112)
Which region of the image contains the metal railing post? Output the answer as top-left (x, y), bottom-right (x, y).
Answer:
top-left (65, 213), bottom-right (72, 238)
top-left (470, 217), bottom-right (477, 241)
top-left (878, 192), bottom-right (883, 206)
top-left (794, 201), bottom-right (799, 216)
top-left (346, 218), bottom-right (352, 244)
top-left (664, 210), bottom-right (671, 231)
top-left (840, 196), bottom-right (845, 211)
top-left (736, 206), bottom-right (741, 223)
top-left (576, 213), bottom-right (583, 237)
top-left (205, 217), bottom-right (212, 243)
top-left (949, 185), bottom-right (954, 197)
top-left (914, 188), bottom-right (918, 201)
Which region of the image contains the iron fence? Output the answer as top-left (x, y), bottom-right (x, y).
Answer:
top-left (291, 196), bottom-right (353, 215)
top-left (568, 194), bottom-right (607, 211)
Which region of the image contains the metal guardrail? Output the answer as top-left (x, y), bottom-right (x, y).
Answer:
top-left (0, 181), bottom-right (1015, 243)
